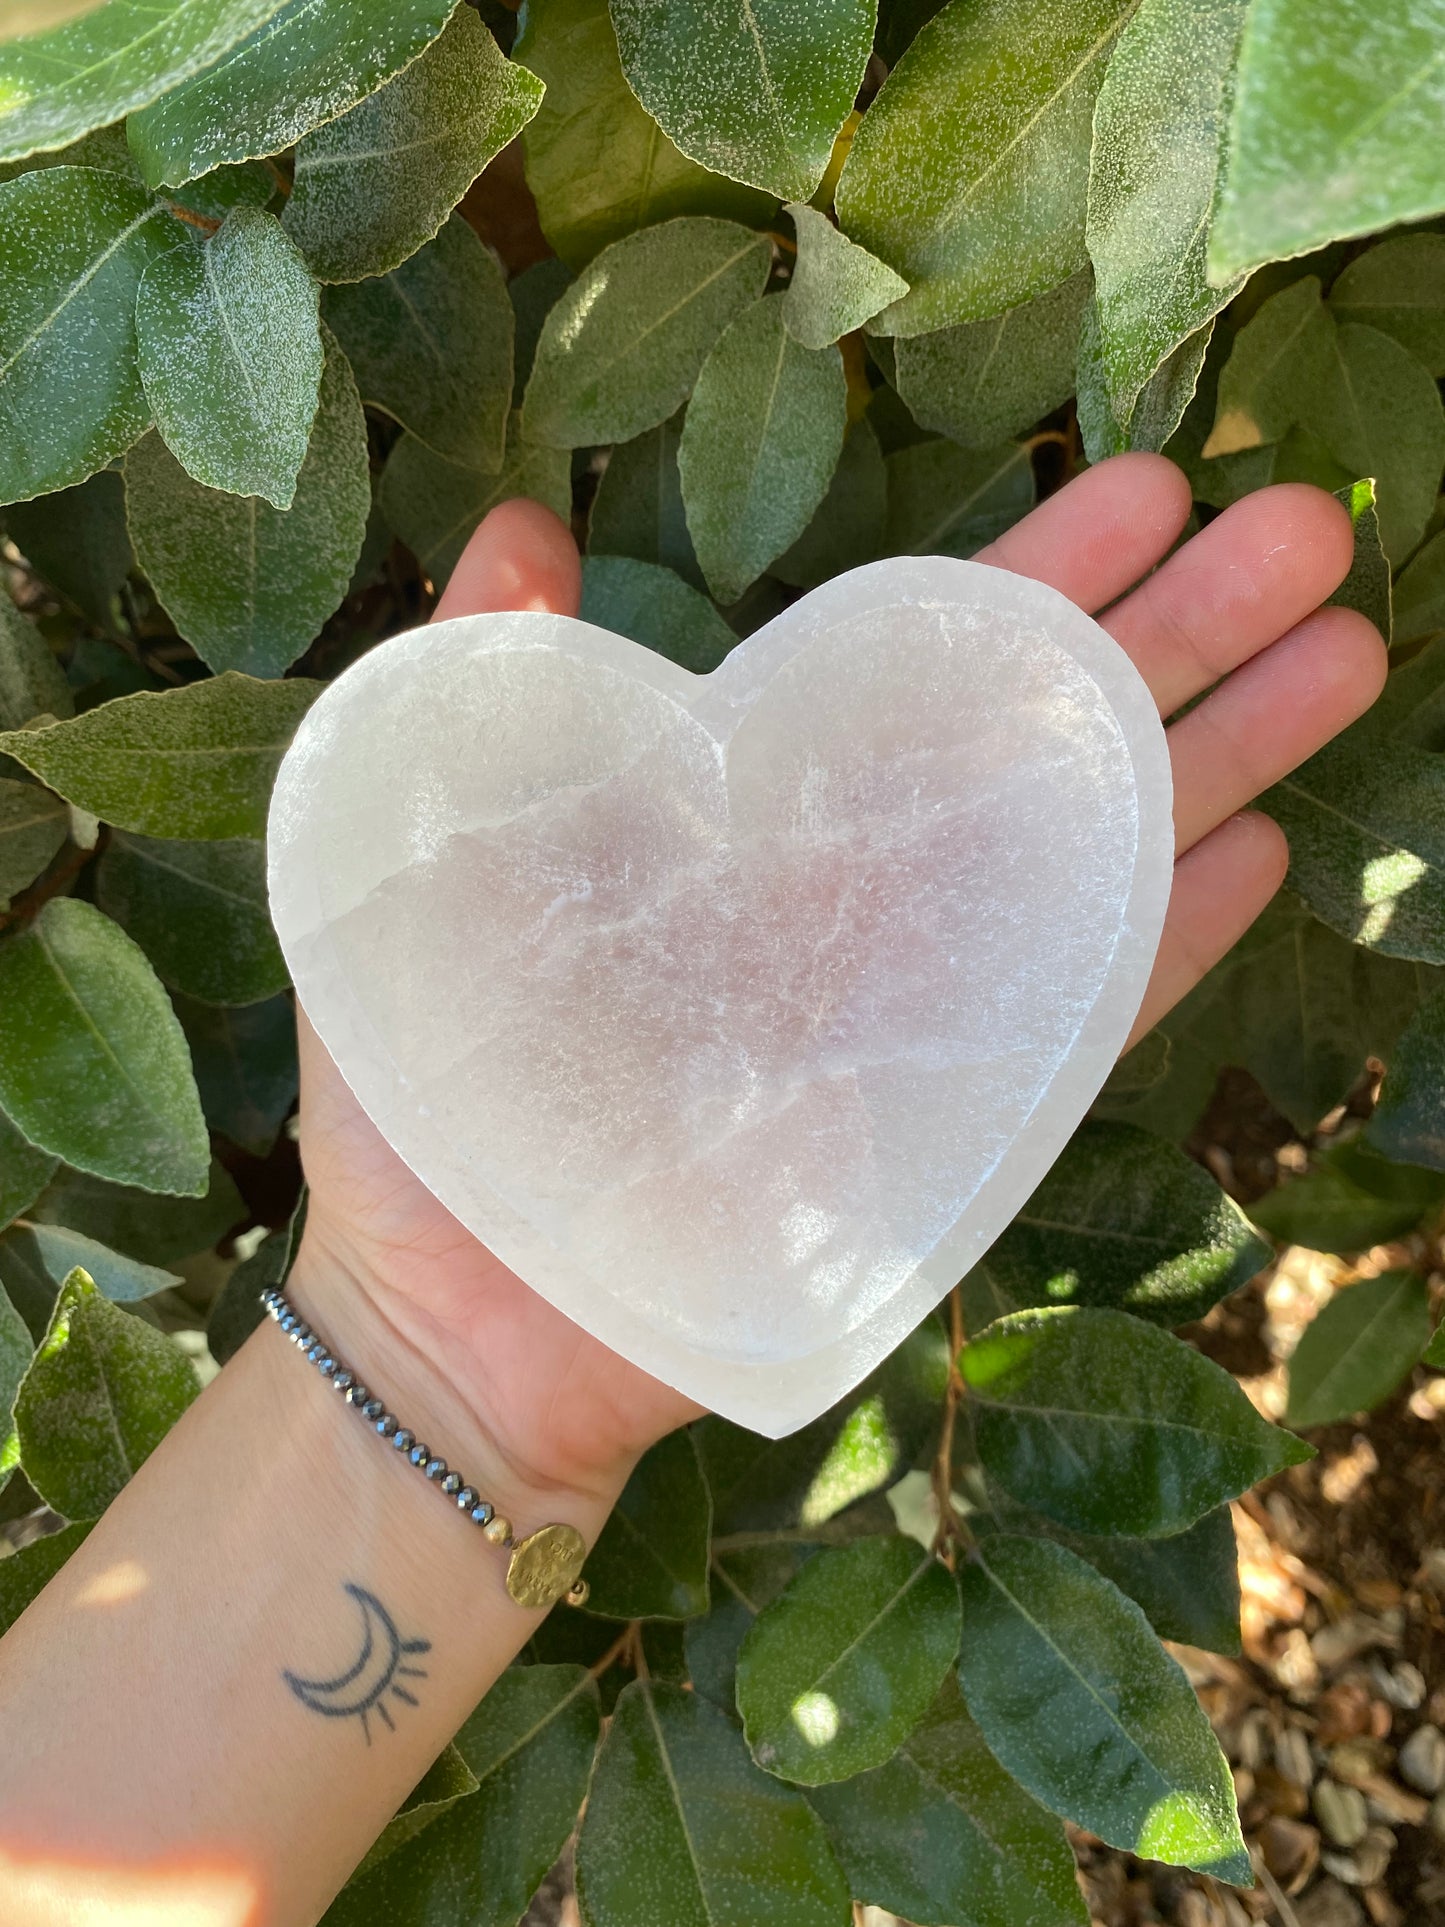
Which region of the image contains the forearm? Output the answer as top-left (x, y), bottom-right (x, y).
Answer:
top-left (0, 1244), bottom-right (631, 1927)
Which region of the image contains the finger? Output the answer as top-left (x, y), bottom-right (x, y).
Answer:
top-left (1168, 605), bottom-right (1387, 854)
top-left (431, 498), bottom-right (581, 624)
top-left (1103, 482), bottom-right (1355, 716)
top-left (974, 451), bottom-right (1193, 612)
top-left (1126, 812), bottom-right (1289, 1048)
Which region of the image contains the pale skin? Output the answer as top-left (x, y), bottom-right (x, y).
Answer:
top-left (0, 457), bottom-right (1385, 1926)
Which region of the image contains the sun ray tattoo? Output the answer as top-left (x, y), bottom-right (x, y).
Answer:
top-left (282, 1583), bottom-right (430, 1745)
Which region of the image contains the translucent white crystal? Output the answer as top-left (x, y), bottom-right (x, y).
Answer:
top-left (268, 557), bottom-right (1172, 1435)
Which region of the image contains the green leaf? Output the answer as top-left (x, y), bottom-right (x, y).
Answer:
top-left (95, 831), bottom-right (286, 1007)
top-left (379, 419), bottom-right (571, 590)
top-left (687, 1542), bottom-right (815, 1710)
top-left (1098, 1028), bottom-right (1172, 1105)
top-left (0, 595), bottom-right (73, 729)
top-left (1004, 1506), bottom-right (1241, 1659)
top-left (1077, 301), bottom-right (1212, 462)
top-left (0, 116), bottom-right (137, 184)
top-left (575, 1678), bottom-right (851, 1927)
top-left (322, 214), bottom-right (511, 471)
top-left (958, 1534), bottom-right (1250, 1882)
top-left (175, 991), bottom-right (297, 1157)
top-left (0, 1224), bottom-right (181, 1340)
top-left (32, 1158), bottom-right (243, 1265)
top-left (1396, 530), bottom-right (1445, 649)
top-left (609, 0), bottom-right (874, 203)
top-left (588, 415), bottom-right (701, 587)
top-left (169, 157), bottom-right (278, 224)
top-left (1201, 275), bottom-right (1336, 457)
top-left (0, 673), bottom-right (321, 839)
top-left (0, 0), bottom-right (285, 163)
top-left (580, 556), bottom-right (735, 674)
top-left (350, 1745), bottom-right (479, 1882)
top-left (1331, 235), bottom-right (1445, 378)
top-left (961, 1119), bottom-right (1270, 1332)
top-left (521, 216), bottom-right (771, 449)
top-left (1086, 0), bottom-right (1247, 413)
top-left (327, 1664), bottom-right (601, 1919)
top-left (1309, 322), bottom-right (1445, 566)
top-left (679, 296), bottom-right (846, 603)
top-left (1208, 0), bottom-right (1445, 284)
top-left (324, 1666), bottom-right (600, 1927)
top-left (15, 1265), bottom-right (197, 1518)
top-left (1107, 891), bottom-right (1444, 1142)
top-left (514, 0), bottom-right (773, 271)
top-left (1426, 1319), bottom-right (1445, 1369)
top-left (893, 270), bottom-right (1089, 450)
top-left (0, 166), bottom-right (172, 505)
top-left (3, 471), bottom-right (130, 633)
top-left (1369, 986), bottom-right (1445, 1171)
top-left (737, 1535), bottom-right (959, 1785)
top-left (135, 208), bottom-right (321, 509)
top-left (125, 332), bottom-right (369, 677)
top-left (1330, 478), bottom-right (1392, 642)
top-left (0, 778), bottom-right (66, 901)
top-left (284, 6), bottom-right (541, 284)
top-left (836, 0), bottom-right (1135, 336)
top-left (1262, 736), bottom-right (1445, 965)
top-left (0, 1273), bottom-right (30, 1486)
top-left (0, 1519), bottom-right (92, 1637)
top-left (697, 1316), bottom-right (950, 1538)
top-left (781, 203), bottom-right (908, 350)
top-left (1287, 1270), bottom-right (1432, 1429)
top-left (1251, 1139), bottom-right (1445, 1251)
top-left (883, 439), bottom-right (1034, 557)
top-left (960, 1304), bottom-right (1312, 1537)
top-left (127, 0), bottom-right (456, 190)
top-left (582, 1430), bottom-right (712, 1619)
top-left (510, 258), bottom-right (574, 405)
top-left (772, 418), bottom-right (886, 590)
top-left (0, 1224), bottom-right (69, 1340)
top-left (0, 899), bottom-right (208, 1196)
top-left (806, 1673), bottom-right (1087, 1927)
top-left (0, 1104), bottom-right (57, 1232)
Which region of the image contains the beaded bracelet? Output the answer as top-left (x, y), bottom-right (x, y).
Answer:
top-left (260, 1283), bottom-right (589, 1611)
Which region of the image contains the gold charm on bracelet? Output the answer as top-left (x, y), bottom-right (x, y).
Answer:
top-left (505, 1522), bottom-right (588, 1609)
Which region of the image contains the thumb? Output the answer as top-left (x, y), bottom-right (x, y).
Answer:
top-left (430, 497), bottom-right (581, 624)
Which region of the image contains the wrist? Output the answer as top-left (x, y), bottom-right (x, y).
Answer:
top-left (280, 1234), bottom-right (636, 1552)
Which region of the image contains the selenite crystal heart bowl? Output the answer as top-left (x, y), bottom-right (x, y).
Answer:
top-left (268, 556), bottom-right (1173, 1435)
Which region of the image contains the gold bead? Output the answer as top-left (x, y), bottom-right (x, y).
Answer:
top-left (483, 1515), bottom-right (512, 1546)
top-left (564, 1578), bottom-right (590, 1609)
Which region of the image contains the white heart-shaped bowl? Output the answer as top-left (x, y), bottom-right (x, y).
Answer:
top-left (268, 556), bottom-right (1172, 1435)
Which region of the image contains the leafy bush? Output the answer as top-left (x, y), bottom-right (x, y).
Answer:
top-left (1, 0), bottom-right (1444, 1919)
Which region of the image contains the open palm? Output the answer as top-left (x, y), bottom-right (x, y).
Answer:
top-left (293, 454), bottom-right (1384, 1497)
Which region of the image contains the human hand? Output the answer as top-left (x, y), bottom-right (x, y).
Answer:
top-left (289, 456), bottom-right (1384, 1505)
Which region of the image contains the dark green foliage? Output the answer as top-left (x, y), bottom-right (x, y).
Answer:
top-left (0, 5), bottom-right (1442, 1921)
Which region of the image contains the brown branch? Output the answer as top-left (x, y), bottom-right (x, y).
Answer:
top-left (628, 1620), bottom-right (649, 1683)
top-left (930, 1286), bottom-right (968, 1565)
top-left (165, 202), bottom-right (221, 235)
top-left (0, 827), bottom-right (106, 935)
top-left (587, 1624), bottom-right (636, 1681)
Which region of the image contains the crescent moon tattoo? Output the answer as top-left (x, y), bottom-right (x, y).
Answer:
top-left (282, 1583), bottom-right (431, 1745)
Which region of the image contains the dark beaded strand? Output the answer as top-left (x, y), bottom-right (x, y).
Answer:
top-left (259, 1283), bottom-right (517, 1546)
